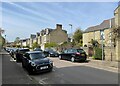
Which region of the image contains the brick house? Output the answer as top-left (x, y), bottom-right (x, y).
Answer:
top-left (83, 18), bottom-right (115, 47)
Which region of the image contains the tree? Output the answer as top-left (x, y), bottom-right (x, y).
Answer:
top-left (14, 37), bottom-right (20, 44)
top-left (45, 42), bottom-right (58, 48)
top-left (32, 42), bottom-right (39, 49)
top-left (73, 28), bottom-right (83, 45)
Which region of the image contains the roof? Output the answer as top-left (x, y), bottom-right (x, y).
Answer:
top-left (27, 51), bottom-right (42, 54)
top-left (84, 18), bottom-right (115, 33)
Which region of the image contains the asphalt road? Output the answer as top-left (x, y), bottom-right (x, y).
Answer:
top-left (2, 53), bottom-right (39, 85)
top-left (1, 51), bottom-right (119, 85)
top-left (30, 57), bottom-right (118, 84)
top-left (0, 54), bottom-right (2, 86)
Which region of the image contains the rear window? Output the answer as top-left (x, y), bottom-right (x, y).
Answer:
top-left (77, 49), bottom-right (85, 53)
top-left (20, 49), bottom-right (29, 53)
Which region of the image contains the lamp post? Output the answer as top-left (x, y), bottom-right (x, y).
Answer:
top-left (69, 24), bottom-right (73, 42)
top-left (5, 35), bottom-right (6, 48)
top-left (100, 29), bottom-right (104, 61)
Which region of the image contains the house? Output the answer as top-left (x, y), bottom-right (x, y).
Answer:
top-left (38, 24), bottom-right (68, 50)
top-left (30, 34), bottom-right (36, 48)
top-left (83, 18), bottom-right (115, 47)
top-left (114, 2), bottom-right (120, 61)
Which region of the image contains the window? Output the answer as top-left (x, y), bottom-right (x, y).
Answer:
top-left (100, 30), bottom-right (105, 40)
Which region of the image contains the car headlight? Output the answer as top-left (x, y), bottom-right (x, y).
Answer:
top-left (31, 62), bottom-right (36, 67)
top-left (49, 60), bottom-right (53, 64)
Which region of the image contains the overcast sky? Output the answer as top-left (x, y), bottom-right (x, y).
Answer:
top-left (0, 1), bottom-right (118, 42)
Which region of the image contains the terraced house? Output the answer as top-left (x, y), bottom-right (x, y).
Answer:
top-left (18, 24), bottom-right (68, 50)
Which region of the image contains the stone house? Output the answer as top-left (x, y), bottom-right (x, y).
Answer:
top-left (114, 2), bottom-right (120, 61)
top-left (30, 34), bottom-right (36, 48)
top-left (38, 24), bottom-right (68, 50)
top-left (83, 18), bottom-right (115, 47)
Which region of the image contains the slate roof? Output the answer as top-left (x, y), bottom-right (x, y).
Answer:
top-left (84, 18), bottom-right (115, 33)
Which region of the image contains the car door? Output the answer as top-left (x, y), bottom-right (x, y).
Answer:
top-left (60, 50), bottom-right (67, 59)
top-left (23, 53), bottom-right (30, 67)
top-left (66, 49), bottom-right (74, 60)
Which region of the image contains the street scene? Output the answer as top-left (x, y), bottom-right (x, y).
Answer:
top-left (0, 0), bottom-right (120, 86)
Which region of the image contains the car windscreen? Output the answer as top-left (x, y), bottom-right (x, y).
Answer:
top-left (30, 53), bottom-right (45, 60)
top-left (77, 49), bottom-right (85, 53)
top-left (20, 49), bottom-right (29, 54)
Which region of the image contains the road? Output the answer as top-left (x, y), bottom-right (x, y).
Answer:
top-left (0, 53), bottom-right (2, 86)
top-left (1, 51), bottom-right (119, 85)
top-left (2, 52), bottom-right (39, 85)
top-left (30, 57), bottom-right (118, 84)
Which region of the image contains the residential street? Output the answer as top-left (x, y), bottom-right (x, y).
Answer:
top-left (30, 57), bottom-right (118, 84)
top-left (1, 50), bottom-right (119, 85)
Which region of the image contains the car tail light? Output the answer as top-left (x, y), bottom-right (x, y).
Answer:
top-left (76, 52), bottom-right (80, 55)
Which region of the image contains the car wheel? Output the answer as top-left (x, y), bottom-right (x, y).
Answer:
top-left (49, 54), bottom-right (51, 57)
top-left (22, 62), bottom-right (25, 68)
top-left (71, 57), bottom-right (75, 62)
top-left (59, 55), bottom-right (62, 60)
top-left (14, 54), bottom-right (16, 60)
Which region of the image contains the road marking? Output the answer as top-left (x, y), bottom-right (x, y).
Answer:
top-left (10, 57), bottom-right (16, 62)
top-left (39, 78), bottom-right (48, 84)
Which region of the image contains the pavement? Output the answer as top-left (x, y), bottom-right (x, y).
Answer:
top-left (86, 57), bottom-right (119, 73)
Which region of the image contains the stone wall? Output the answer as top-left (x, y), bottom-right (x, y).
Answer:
top-left (104, 46), bottom-right (116, 61)
top-left (50, 29), bottom-right (68, 44)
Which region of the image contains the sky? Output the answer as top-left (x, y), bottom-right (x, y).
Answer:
top-left (0, 1), bottom-right (118, 42)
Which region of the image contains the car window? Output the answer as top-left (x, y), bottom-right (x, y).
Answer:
top-left (24, 53), bottom-right (30, 59)
top-left (77, 49), bottom-right (85, 53)
top-left (30, 53), bottom-right (45, 60)
top-left (64, 50), bottom-right (68, 53)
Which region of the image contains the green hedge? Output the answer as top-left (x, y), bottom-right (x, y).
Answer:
top-left (93, 47), bottom-right (103, 60)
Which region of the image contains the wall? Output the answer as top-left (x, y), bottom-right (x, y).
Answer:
top-left (50, 29), bottom-right (68, 44)
top-left (83, 32), bottom-right (94, 46)
top-left (104, 46), bottom-right (116, 61)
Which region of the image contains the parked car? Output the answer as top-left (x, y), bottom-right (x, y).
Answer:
top-left (59, 48), bottom-right (87, 62)
top-left (43, 49), bottom-right (59, 57)
top-left (33, 48), bottom-right (42, 52)
top-left (22, 51), bottom-right (53, 74)
top-left (15, 48), bottom-right (30, 62)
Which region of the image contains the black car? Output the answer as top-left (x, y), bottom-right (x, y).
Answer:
top-left (59, 48), bottom-right (87, 62)
top-left (34, 48), bottom-right (43, 52)
top-left (22, 51), bottom-right (53, 74)
top-left (43, 49), bottom-right (59, 57)
top-left (15, 48), bottom-right (30, 62)
top-left (9, 48), bottom-right (18, 59)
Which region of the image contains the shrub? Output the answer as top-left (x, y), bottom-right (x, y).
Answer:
top-left (94, 47), bottom-right (104, 60)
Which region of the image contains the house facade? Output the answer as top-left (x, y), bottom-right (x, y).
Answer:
top-left (39, 24), bottom-right (68, 50)
top-left (83, 18), bottom-right (115, 47)
top-left (114, 2), bottom-right (120, 61)
top-left (20, 24), bottom-right (68, 50)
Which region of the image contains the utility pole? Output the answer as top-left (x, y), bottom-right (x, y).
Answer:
top-left (69, 24), bottom-right (73, 42)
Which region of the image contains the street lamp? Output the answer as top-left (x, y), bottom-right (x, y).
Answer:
top-left (69, 24), bottom-right (73, 42)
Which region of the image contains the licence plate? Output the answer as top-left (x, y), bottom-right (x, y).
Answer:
top-left (81, 54), bottom-right (85, 56)
top-left (40, 66), bottom-right (48, 70)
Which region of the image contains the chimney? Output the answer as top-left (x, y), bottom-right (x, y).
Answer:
top-left (56, 24), bottom-right (62, 30)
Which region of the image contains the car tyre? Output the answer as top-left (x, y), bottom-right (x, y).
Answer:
top-left (59, 55), bottom-right (62, 60)
top-left (71, 57), bottom-right (75, 62)
top-left (22, 62), bottom-right (25, 68)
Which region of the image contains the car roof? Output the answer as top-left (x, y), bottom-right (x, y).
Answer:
top-left (26, 51), bottom-right (42, 54)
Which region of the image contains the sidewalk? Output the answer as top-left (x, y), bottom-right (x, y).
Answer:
top-left (86, 57), bottom-right (119, 73)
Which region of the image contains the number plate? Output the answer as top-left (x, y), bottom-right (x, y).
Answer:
top-left (40, 66), bottom-right (48, 70)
